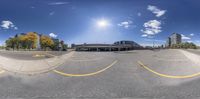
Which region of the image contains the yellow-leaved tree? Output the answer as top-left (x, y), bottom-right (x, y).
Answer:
top-left (26, 32), bottom-right (38, 49)
top-left (40, 35), bottom-right (54, 50)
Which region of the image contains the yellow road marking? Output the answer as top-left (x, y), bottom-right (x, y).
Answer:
top-left (53, 60), bottom-right (118, 77)
top-left (138, 61), bottom-right (200, 79)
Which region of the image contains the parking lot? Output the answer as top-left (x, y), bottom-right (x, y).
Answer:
top-left (0, 49), bottom-right (200, 98)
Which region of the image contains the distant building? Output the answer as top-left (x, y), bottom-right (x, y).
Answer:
top-left (71, 44), bottom-right (76, 49)
top-left (166, 37), bottom-right (171, 47)
top-left (166, 33), bottom-right (182, 47)
top-left (170, 33), bottom-right (182, 45)
top-left (114, 40), bottom-right (141, 48)
top-left (73, 40), bottom-right (142, 51)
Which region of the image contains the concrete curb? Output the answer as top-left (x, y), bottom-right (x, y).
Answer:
top-left (179, 49), bottom-right (200, 65)
top-left (0, 51), bottom-right (75, 75)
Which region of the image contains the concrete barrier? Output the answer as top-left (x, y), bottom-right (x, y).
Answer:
top-left (179, 49), bottom-right (200, 64)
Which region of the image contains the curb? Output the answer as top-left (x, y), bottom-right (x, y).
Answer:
top-left (0, 51), bottom-right (75, 75)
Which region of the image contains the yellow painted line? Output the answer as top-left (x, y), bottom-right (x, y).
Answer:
top-left (53, 60), bottom-right (118, 77)
top-left (138, 61), bottom-right (200, 79)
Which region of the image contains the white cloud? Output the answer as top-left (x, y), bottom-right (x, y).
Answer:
top-left (14, 27), bottom-right (18, 30)
top-left (144, 38), bottom-right (166, 43)
top-left (49, 33), bottom-right (57, 38)
top-left (187, 41), bottom-right (192, 43)
top-left (140, 39), bottom-right (165, 47)
top-left (143, 20), bottom-right (161, 29)
top-left (190, 33), bottom-right (194, 36)
top-left (137, 12), bottom-right (141, 16)
top-left (48, 2), bottom-right (69, 5)
top-left (1, 20), bottom-right (18, 30)
top-left (147, 5), bottom-right (166, 17)
top-left (49, 11), bottom-right (55, 16)
top-left (141, 34), bottom-right (148, 37)
top-left (141, 20), bottom-right (162, 36)
top-left (181, 34), bottom-right (191, 40)
top-left (118, 20), bottom-right (133, 29)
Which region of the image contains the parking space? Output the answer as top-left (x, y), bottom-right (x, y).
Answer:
top-left (0, 50), bottom-right (200, 98)
top-left (136, 50), bottom-right (200, 78)
top-left (54, 52), bottom-right (117, 76)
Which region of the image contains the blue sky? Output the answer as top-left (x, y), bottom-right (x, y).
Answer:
top-left (0, 0), bottom-right (200, 46)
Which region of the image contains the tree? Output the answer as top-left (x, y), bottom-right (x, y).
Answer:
top-left (26, 32), bottom-right (38, 49)
top-left (170, 42), bottom-right (197, 49)
top-left (5, 39), bottom-right (12, 50)
top-left (189, 42), bottom-right (197, 49)
top-left (62, 44), bottom-right (68, 51)
top-left (40, 35), bottom-right (54, 50)
top-left (0, 46), bottom-right (5, 49)
top-left (5, 32), bottom-right (66, 51)
top-left (5, 38), bottom-right (17, 50)
top-left (51, 39), bottom-right (59, 50)
top-left (60, 40), bottom-right (68, 51)
top-left (14, 37), bottom-right (20, 50)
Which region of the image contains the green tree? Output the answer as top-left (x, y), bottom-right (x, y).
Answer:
top-left (170, 42), bottom-right (197, 49)
top-left (6, 38), bottom-right (16, 50)
top-left (52, 39), bottom-right (59, 50)
top-left (5, 39), bottom-right (12, 48)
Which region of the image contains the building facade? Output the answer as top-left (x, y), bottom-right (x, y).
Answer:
top-left (166, 33), bottom-right (182, 47)
top-left (114, 40), bottom-right (141, 48)
top-left (166, 37), bottom-right (171, 47)
top-left (170, 33), bottom-right (182, 45)
top-left (73, 40), bottom-right (142, 51)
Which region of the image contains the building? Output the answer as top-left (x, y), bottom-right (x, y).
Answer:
top-left (166, 37), bottom-right (171, 47)
top-left (71, 44), bottom-right (76, 49)
top-left (166, 33), bottom-right (182, 47)
top-left (73, 40), bottom-right (142, 51)
top-left (114, 40), bottom-right (141, 48)
top-left (170, 33), bottom-right (182, 45)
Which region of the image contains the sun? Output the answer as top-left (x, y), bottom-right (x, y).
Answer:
top-left (97, 19), bottom-right (109, 28)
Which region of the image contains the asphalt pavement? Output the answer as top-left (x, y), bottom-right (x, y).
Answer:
top-left (0, 49), bottom-right (200, 99)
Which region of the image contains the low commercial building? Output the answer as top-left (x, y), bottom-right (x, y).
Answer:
top-left (73, 40), bottom-right (142, 51)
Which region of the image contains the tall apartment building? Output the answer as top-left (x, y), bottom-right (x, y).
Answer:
top-left (166, 33), bottom-right (182, 47)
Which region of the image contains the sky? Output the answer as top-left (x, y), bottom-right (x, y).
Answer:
top-left (0, 0), bottom-right (200, 46)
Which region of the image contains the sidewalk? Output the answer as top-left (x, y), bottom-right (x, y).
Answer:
top-left (0, 51), bottom-right (74, 75)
